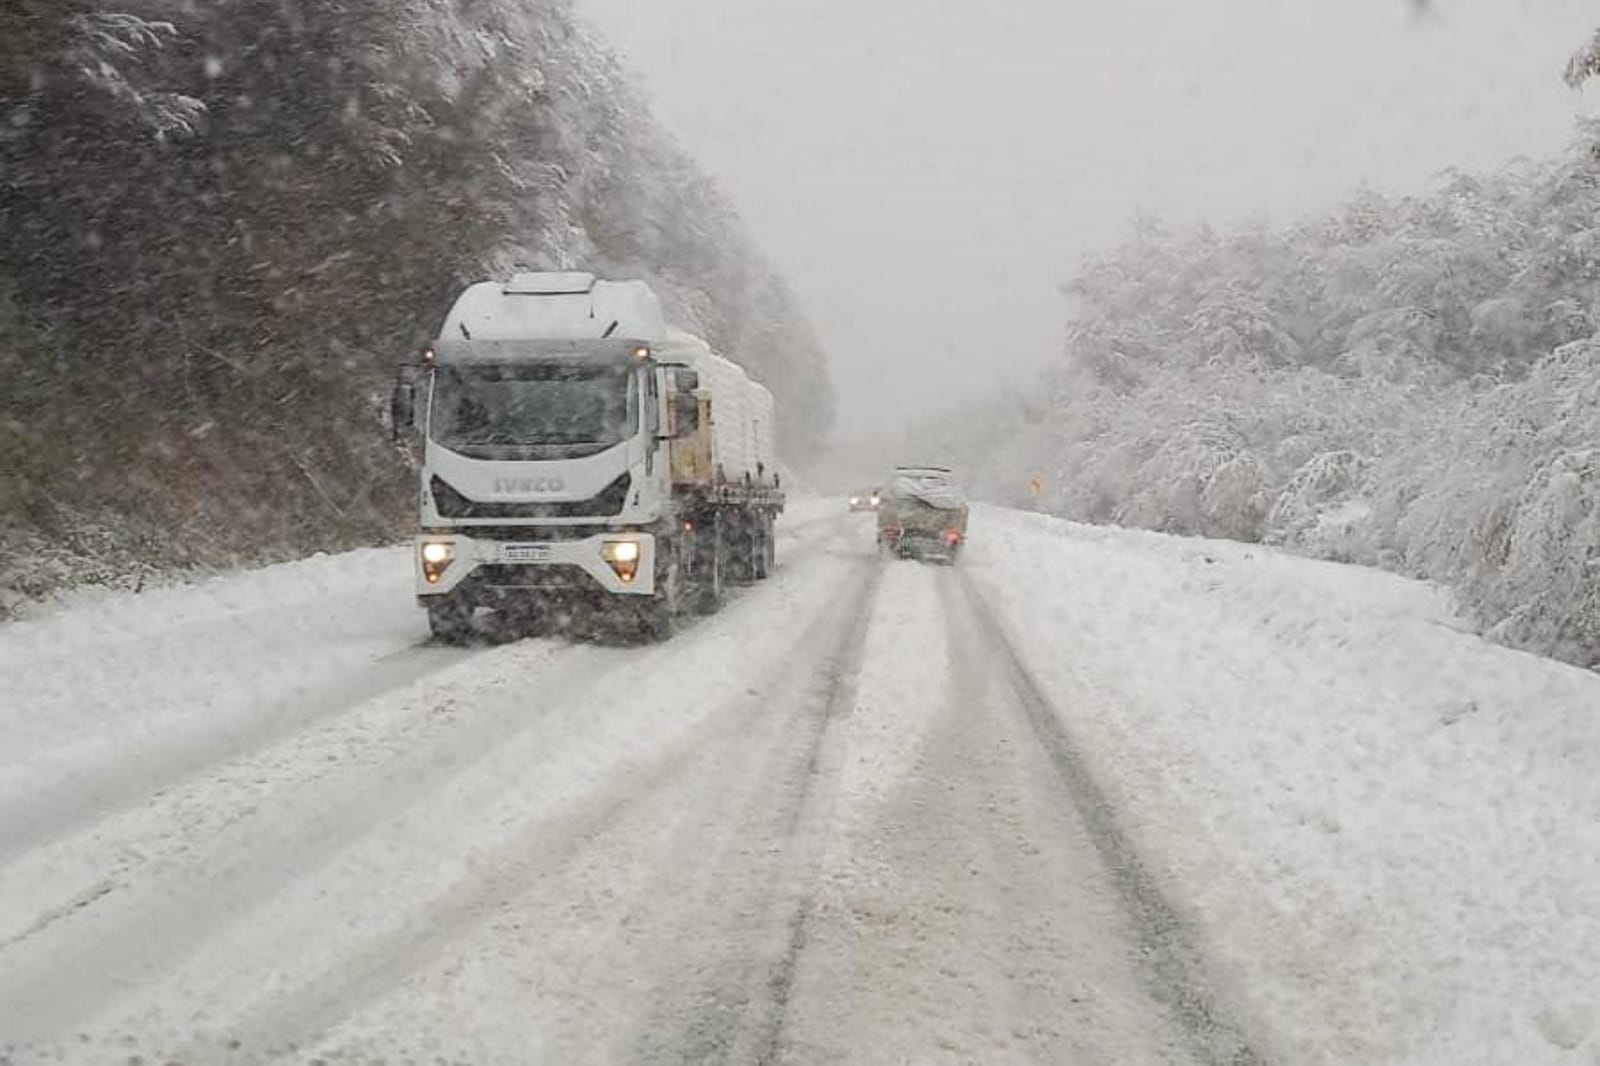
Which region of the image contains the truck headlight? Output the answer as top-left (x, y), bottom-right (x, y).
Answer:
top-left (420, 540), bottom-right (455, 584)
top-left (600, 539), bottom-right (642, 582)
top-left (602, 540), bottom-right (640, 563)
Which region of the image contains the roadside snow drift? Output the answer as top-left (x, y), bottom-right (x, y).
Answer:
top-left (968, 506), bottom-right (1600, 1066)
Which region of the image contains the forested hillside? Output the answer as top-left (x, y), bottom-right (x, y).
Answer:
top-left (0, 0), bottom-right (832, 611)
top-left (920, 123), bottom-right (1600, 666)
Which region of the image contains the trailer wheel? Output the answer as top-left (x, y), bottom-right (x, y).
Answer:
top-left (754, 514), bottom-right (775, 579)
top-left (692, 513), bottom-right (725, 614)
top-left (745, 517), bottom-right (762, 583)
top-left (426, 595), bottom-right (474, 644)
top-left (727, 513), bottom-right (756, 586)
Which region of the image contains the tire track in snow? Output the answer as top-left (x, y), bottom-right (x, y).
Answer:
top-left (218, 532), bottom-right (884, 1060)
top-left (0, 520), bottom-right (874, 1059)
top-left (744, 559), bottom-right (883, 1066)
top-left (957, 570), bottom-right (1267, 1066)
top-left (0, 510), bottom-right (844, 867)
top-left (188, 522), bottom-right (877, 1064)
top-left (771, 563), bottom-right (1194, 1063)
top-left (0, 510), bottom-right (850, 955)
top-left (184, 693), bottom-right (779, 1062)
top-left (0, 641), bottom-right (478, 863)
top-left (616, 548), bottom-right (882, 1065)
top-left (0, 638), bottom-right (615, 1040)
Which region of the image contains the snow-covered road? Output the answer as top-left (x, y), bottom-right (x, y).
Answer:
top-left (2, 503), bottom-right (1597, 1064)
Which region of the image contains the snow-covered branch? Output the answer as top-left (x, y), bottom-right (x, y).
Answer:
top-left (1564, 29), bottom-right (1600, 89)
top-left (61, 10), bottom-right (207, 138)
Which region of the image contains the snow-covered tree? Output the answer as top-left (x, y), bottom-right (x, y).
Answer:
top-left (909, 112), bottom-right (1600, 664)
top-left (0, 0), bottom-right (832, 607)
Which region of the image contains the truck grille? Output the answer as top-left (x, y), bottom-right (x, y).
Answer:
top-left (471, 564), bottom-right (600, 590)
top-left (431, 473), bottom-right (631, 519)
top-left (448, 526), bottom-right (603, 542)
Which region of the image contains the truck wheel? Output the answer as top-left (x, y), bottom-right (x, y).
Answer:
top-left (633, 541), bottom-right (681, 641)
top-left (727, 514), bottom-right (755, 585)
top-left (631, 594), bottom-right (674, 642)
top-left (427, 596), bottom-right (474, 644)
top-left (503, 595), bottom-right (556, 638)
top-left (693, 515), bottom-right (725, 614)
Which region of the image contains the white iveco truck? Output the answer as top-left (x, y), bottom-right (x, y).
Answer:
top-left (391, 272), bottom-right (784, 641)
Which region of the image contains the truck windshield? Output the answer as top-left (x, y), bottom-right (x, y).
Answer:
top-left (429, 362), bottom-right (639, 459)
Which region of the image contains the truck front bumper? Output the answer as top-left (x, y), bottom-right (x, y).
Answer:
top-left (414, 531), bottom-right (656, 599)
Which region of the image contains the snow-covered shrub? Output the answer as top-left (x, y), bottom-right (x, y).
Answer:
top-left (910, 136), bottom-right (1600, 664)
top-left (1109, 417), bottom-right (1268, 540)
top-left (1267, 450), bottom-right (1380, 562)
top-left (1481, 450), bottom-right (1600, 663)
top-left (1269, 450), bottom-right (1368, 536)
top-left (1200, 452), bottom-right (1269, 542)
top-left (1387, 340), bottom-right (1600, 665)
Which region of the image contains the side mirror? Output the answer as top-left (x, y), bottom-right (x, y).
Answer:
top-left (390, 379), bottom-right (415, 442)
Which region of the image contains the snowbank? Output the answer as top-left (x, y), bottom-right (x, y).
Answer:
top-left (0, 547), bottom-right (425, 817)
top-left (968, 506), bottom-right (1600, 1066)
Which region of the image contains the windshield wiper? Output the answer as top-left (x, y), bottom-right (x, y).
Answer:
top-left (457, 436), bottom-right (612, 447)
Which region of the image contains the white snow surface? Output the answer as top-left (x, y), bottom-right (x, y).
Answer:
top-left (0, 498), bottom-right (1595, 1064)
top-left (0, 548), bottom-right (425, 829)
top-left (967, 506), bottom-right (1600, 1066)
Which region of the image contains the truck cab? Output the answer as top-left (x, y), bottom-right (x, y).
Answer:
top-left (392, 273), bottom-right (781, 642)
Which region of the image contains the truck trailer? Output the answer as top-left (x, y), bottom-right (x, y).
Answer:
top-left (390, 272), bottom-right (784, 642)
top-left (877, 466), bottom-right (967, 563)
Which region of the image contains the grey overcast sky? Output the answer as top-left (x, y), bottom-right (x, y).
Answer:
top-left (577, 0), bottom-right (1599, 440)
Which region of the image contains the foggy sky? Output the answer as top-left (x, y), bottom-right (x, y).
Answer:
top-left (577, 0), bottom-right (1599, 442)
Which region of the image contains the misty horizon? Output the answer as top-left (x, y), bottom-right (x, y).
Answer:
top-left (579, 0), bottom-right (1599, 449)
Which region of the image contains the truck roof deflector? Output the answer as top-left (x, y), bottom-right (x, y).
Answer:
top-left (503, 271), bottom-right (597, 295)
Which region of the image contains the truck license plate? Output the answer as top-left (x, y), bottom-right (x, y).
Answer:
top-left (503, 544), bottom-right (552, 563)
